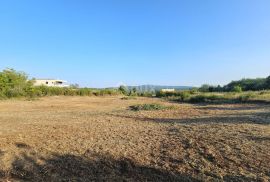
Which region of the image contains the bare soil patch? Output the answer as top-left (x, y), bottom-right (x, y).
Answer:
top-left (0, 96), bottom-right (269, 181)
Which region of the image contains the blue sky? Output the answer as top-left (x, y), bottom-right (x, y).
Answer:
top-left (0, 0), bottom-right (269, 87)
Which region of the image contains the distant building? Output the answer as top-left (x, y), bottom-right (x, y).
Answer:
top-left (34, 79), bottom-right (69, 87)
top-left (161, 89), bottom-right (175, 93)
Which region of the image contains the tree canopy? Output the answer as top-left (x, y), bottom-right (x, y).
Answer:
top-left (199, 76), bottom-right (270, 92)
top-left (0, 68), bottom-right (33, 98)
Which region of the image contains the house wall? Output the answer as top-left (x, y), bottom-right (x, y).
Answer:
top-left (34, 80), bottom-right (68, 87)
top-left (161, 89), bottom-right (175, 93)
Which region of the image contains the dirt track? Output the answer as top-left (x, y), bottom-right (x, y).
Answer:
top-left (0, 96), bottom-right (269, 181)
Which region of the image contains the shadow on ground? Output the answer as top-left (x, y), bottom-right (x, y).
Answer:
top-left (195, 104), bottom-right (269, 111)
top-left (0, 144), bottom-right (198, 182)
top-left (108, 110), bottom-right (270, 125)
top-left (168, 97), bottom-right (270, 106)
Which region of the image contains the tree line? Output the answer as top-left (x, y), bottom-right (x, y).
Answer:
top-left (0, 68), bottom-right (121, 98)
top-left (199, 76), bottom-right (270, 92)
top-left (0, 68), bottom-right (269, 99)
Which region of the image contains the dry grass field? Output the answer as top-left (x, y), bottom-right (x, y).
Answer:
top-left (0, 96), bottom-right (269, 181)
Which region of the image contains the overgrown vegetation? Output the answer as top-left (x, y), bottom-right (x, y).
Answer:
top-left (118, 85), bottom-right (128, 95)
top-left (199, 76), bottom-right (270, 92)
top-left (157, 90), bottom-right (270, 104)
top-left (34, 86), bottom-right (121, 97)
top-left (1, 68), bottom-right (270, 104)
top-left (156, 90), bottom-right (192, 101)
top-left (0, 68), bottom-right (156, 99)
top-left (0, 68), bottom-right (121, 99)
top-left (0, 68), bottom-right (34, 98)
top-left (154, 75), bottom-right (270, 104)
top-left (129, 103), bottom-right (173, 111)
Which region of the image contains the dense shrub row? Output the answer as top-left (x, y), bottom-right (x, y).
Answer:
top-left (199, 76), bottom-right (270, 92)
top-left (0, 69), bottom-right (33, 98)
top-left (1, 68), bottom-right (270, 104)
top-left (0, 68), bottom-right (121, 99)
top-left (156, 90), bottom-right (197, 101)
top-left (157, 90), bottom-right (270, 104)
top-left (30, 86), bottom-right (121, 97)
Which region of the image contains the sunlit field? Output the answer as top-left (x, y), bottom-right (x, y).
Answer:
top-left (0, 96), bottom-right (269, 181)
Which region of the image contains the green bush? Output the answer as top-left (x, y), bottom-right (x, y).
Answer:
top-left (179, 91), bottom-right (191, 101)
top-left (189, 88), bottom-right (199, 94)
top-left (129, 103), bottom-right (172, 111)
top-left (119, 85), bottom-right (128, 95)
top-left (189, 95), bottom-right (208, 103)
top-left (28, 87), bottom-right (43, 98)
top-left (225, 78), bottom-right (267, 91)
top-left (237, 93), bottom-right (256, 102)
top-left (0, 92), bottom-right (6, 99)
top-left (78, 88), bottom-right (94, 96)
top-left (0, 68), bottom-right (32, 98)
top-left (140, 92), bottom-right (154, 97)
top-left (199, 84), bottom-right (211, 92)
top-left (232, 85), bottom-right (243, 93)
top-left (188, 94), bottom-right (226, 103)
top-left (128, 87), bottom-right (138, 96)
top-left (156, 91), bottom-right (165, 97)
top-left (156, 90), bottom-right (189, 98)
top-left (63, 88), bottom-right (77, 96)
top-left (5, 88), bottom-right (24, 98)
top-left (0, 68), bottom-right (122, 98)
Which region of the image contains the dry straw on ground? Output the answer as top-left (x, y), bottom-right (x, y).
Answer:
top-left (0, 96), bottom-right (269, 181)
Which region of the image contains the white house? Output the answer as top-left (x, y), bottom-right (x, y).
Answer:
top-left (161, 89), bottom-right (175, 93)
top-left (34, 79), bottom-right (69, 87)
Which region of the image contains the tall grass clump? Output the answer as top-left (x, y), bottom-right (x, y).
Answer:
top-left (188, 94), bottom-right (227, 103)
top-left (236, 93), bottom-right (257, 103)
top-left (139, 91), bottom-right (155, 97)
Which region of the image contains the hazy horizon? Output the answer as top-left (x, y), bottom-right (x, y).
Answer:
top-left (1, 0), bottom-right (270, 87)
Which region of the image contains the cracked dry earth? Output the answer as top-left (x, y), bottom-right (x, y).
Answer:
top-left (0, 96), bottom-right (269, 181)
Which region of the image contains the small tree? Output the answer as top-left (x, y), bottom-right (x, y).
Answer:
top-left (232, 85), bottom-right (242, 93)
top-left (199, 84), bottom-right (210, 92)
top-left (0, 68), bottom-right (33, 98)
top-left (129, 87), bottom-right (138, 96)
top-left (216, 85), bottom-right (223, 92)
top-left (132, 87), bottom-right (137, 94)
top-left (118, 85), bottom-right (128, 95)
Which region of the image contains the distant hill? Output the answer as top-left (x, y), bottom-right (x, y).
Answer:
top-left (107, 85), bottom-right (193, 92)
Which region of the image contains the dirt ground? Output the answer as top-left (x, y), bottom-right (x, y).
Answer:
top-left (0, 96), bottom-right (269, 182)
